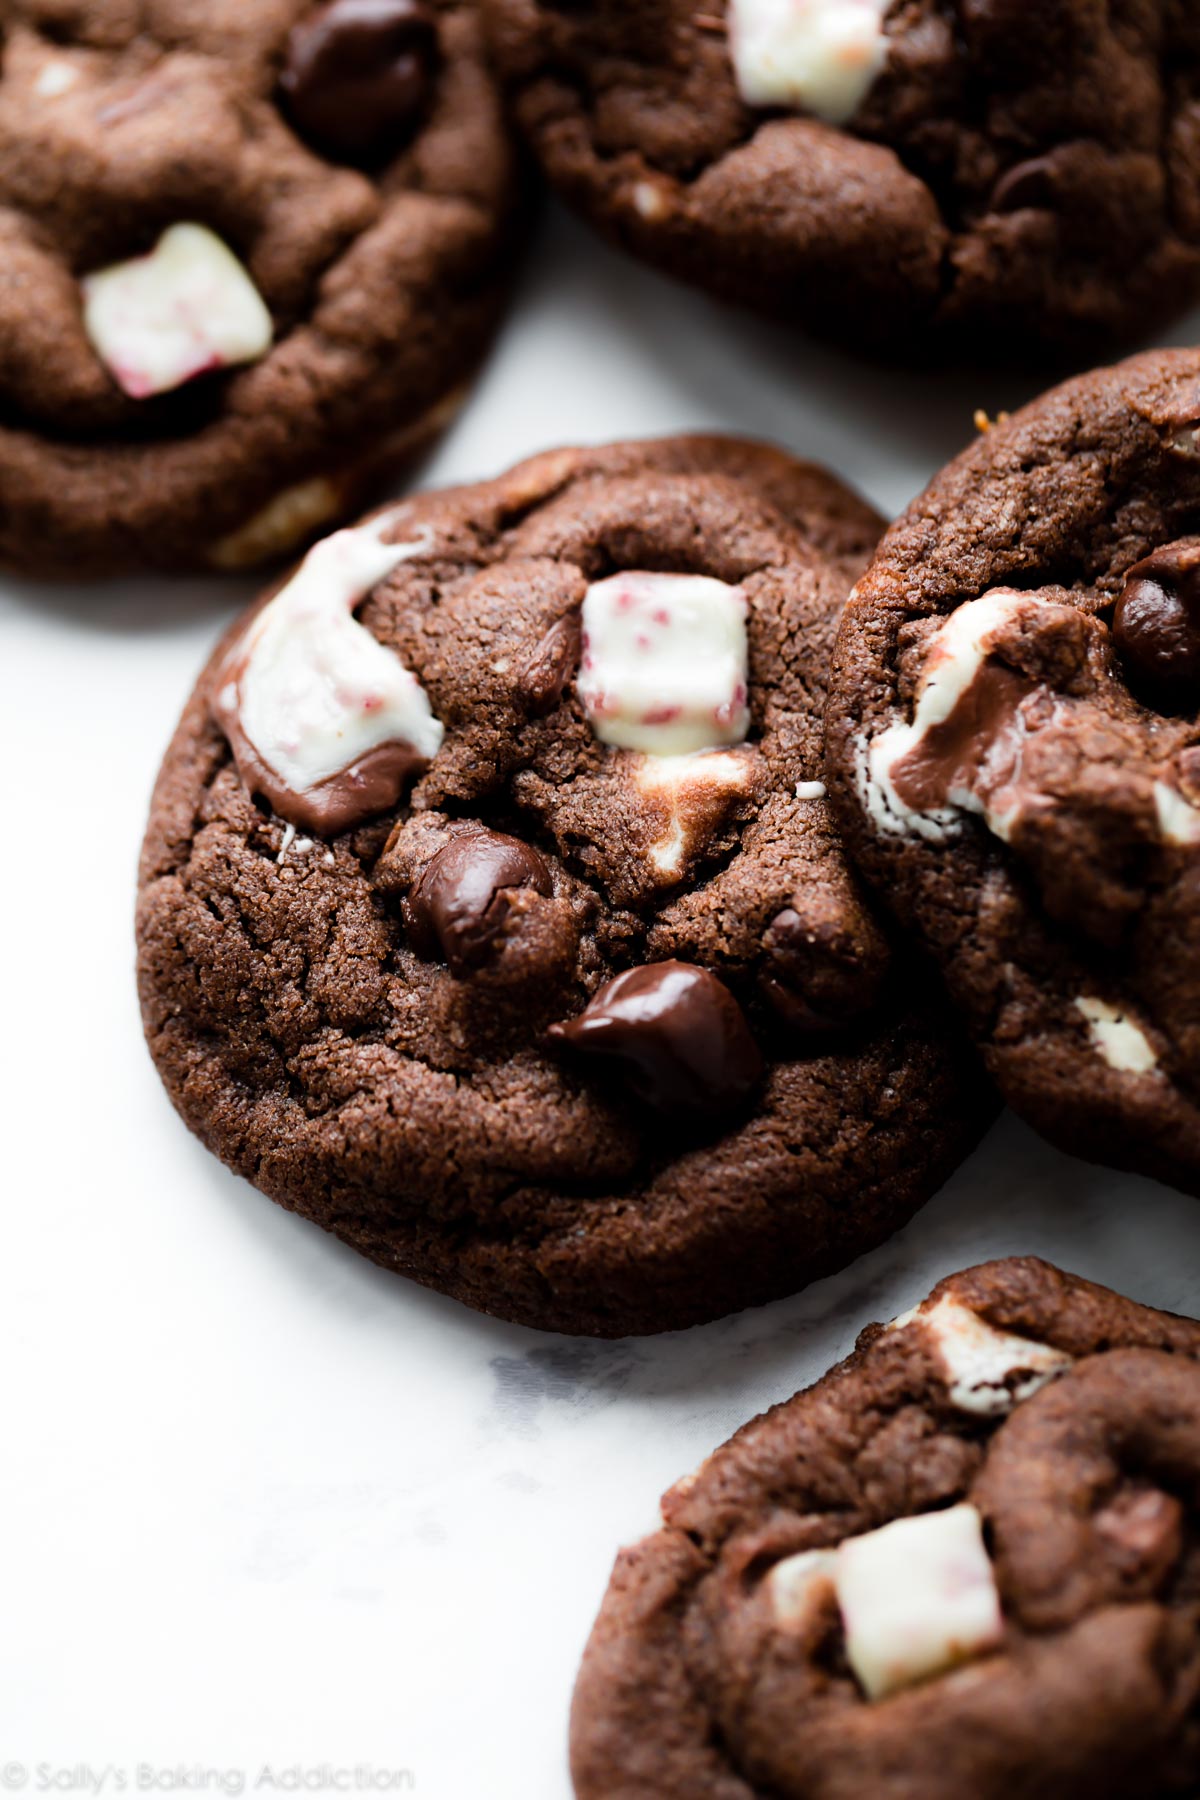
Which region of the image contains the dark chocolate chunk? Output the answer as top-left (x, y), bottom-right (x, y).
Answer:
top-left (280, 0), bottom-right (440, 166)
top-left (405, 826), bottom-right (553, 975)
top-left (550, 960), bottom-right (763, 1117)
top-left (1113, 540), bottom-right (1200, 700)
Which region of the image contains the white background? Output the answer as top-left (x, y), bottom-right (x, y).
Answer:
top-left (5, 203), bottom-right (1200, 1798)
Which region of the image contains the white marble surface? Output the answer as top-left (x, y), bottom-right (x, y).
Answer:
top-left (4, 203), bottom-right (1200, 1799)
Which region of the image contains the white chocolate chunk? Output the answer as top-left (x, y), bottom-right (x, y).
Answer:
top-left (1154, 781), bottom-right (1200, 847)
top-left (226, 518), bottom-right (442, 798)
top-left (579, 572), bottom-right (750, 756)
top-left (83, 222), bottom-right (272, 399)
top-left (769, 1549), bottom-right (836, 1627)
top-left (728, 0), bottom-right (891, 124)
top-left (795, 779), bottom-right (827, 799)
top-left (835, 1504), bottom-right (1003, 1700)
top-left (634, 750), bottom-right (755, 876)
top-left (648, 816), bottom-right (685, 875)
top-left (858, 589), bottom-right (1041, 842)
top-left (1075, 997), bottom-right (1159, 1075)
top-left (35, 60), bottom-right (80, 97)
top-left (900, 1293), bottom-right (1072, 1416)
top-left (632, 180), bottom-right (671, 222)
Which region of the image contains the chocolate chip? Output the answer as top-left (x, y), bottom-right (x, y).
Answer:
top-left (1113, 539), bottom-right (1200, 701)
top-left (518, 612), bottom-right (582, 718)
top-left (405, 826), bottom-right (552, 976)
top-left (760, 906), bottom-right (888, 1034)
top-left (550, 961), bottom-right (763, 1117)
top-left (280, 0), bottom-right (439, 166)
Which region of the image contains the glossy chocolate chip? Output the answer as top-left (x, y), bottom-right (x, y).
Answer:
top-left (550, 961), bottom-right (764, 1117)
top-left (518, 613), bottom-right (582, 718)
top-left (1113, 539), bottom-right (1200, 701)
top-left (280, 0), bottom-right (439, 166)
top-left (405, 826), bottom-right (552, 976)
top-left (761, 906), bottom-right (889, 1034)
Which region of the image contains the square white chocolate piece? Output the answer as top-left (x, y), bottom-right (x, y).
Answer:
top-left (579, 572), bottom-right (750, 756)
top-left (835, 1503), bottom-right (1003, 1699)
top-left (83, 222), bottom-right (273, 399)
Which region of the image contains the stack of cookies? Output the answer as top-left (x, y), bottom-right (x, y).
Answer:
top-left (7, 0), bottom-right (1200, 1792)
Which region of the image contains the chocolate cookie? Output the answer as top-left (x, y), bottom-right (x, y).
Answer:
top-left (136, 435), bottom-right (992, 1337)
top-left (0, 0), bottom-right (519, 576)
top-left (572, 1257), bottom-right (1200, 1798)
top-left (826, 348), bottom-right (1200, 1197)
top-left (482, 0), bottom-right (1200, 360)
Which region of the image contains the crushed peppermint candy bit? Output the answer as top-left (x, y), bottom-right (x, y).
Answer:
top-left (83, 222), bottom-right (273, 399)
top-left (578, 571), bottom-right (751, 757)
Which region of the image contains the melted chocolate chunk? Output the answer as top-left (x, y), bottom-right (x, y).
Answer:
top-left (1113, 540), bottom-right (1200, 701)
top-left (550, 961), bottom-right (763, 1117)
top-left (280, 0), bottom-right (440, 166)
top-left (518, 612), bottom-right (582, 717)
top-left (405, 827), bottom-right (553, 976)
top-left (889, 659), bottom-right (1031, 814)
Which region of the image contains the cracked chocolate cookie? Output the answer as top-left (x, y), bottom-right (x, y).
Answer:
top-left (0, 0), bottom-right (520, 576)
top-left (826, 348), bottom-right (1200, 1196)
top-left (482, 0), bottom-right (1200, 360)
top-left (572, 1257), bottom-right (1200, 1798)
top-left (136, 434), bottom-right (992, 1336)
